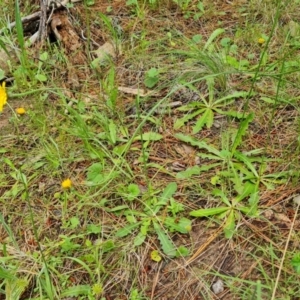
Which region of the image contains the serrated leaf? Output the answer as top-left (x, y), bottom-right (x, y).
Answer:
top-left (174, 109), bottom-right (204, 129)
top-left (204, 28), bottom-right (225, 50)
top-left (134, 132), bottom-right (163, 141)
top-left (153, 222), bottom-right (176, 257)
top-left (115, 222), bottom-right (140, 237)
top-left (214, 91), bottom-right (248, 105)
top-left (190, 206), bottom-right (229, 217)
top-left (231, 113), bottom-right (254, 154)
top-left (160, 182), bottom-right (177, 203)
top-left (175, 133), bottom-right (221, 156)
top-left (214, 108), bottom-right (244, 118)
top-left (176, 165), bottom-right (202, 179)
top-left (192, 109), bottom-right (212, 133)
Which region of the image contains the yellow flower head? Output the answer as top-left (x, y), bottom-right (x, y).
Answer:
top-left (258, 38), bottom-right (265, 44)
top-left (0, 81), bottom-right (7, 112)
top-left (61, 178), bottom-right (72, 189)
top-left (16, 107), bottom-right (26, 115)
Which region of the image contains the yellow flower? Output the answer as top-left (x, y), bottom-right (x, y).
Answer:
top-left (150, 250), bottom-right (162, 262)
top-left (61, 178), bottom-right (72, 189)
top-left (16, 107), bottom-right (26, 115)
top-left (258, 38), bottom-right (265, 44)
top-left (0, 81), bottom-right (7, 112)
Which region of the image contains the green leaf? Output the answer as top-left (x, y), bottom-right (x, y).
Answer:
top-left (167, 198), bottom-right (184, 215)
top-left (175, 246), bottom-right (190, 257)
top-left (0, 266), bottom-right (16, 280)
top-left (153, 222), bottom-right (176, 257)
top-left (85, 0), bottom-right (95, 6)
top-left (234, 151), bottom-right (258, 177)
top-left (115, 222), bottom-right (141, 237)
top-left (35, 74), bottom-right (47, 82)
top-left (174, 109), bottom-right (205, 130)
top-left (61, 285), bottom-right (91, 297)
top-left (102, 240), bottom-right (115, 253)
top-left (224, 210), bottom-right (236, 238)
top-left (291, 252), bottom-right (300, 274)
top-left (109, 120), bottom-right (117, 144)
top-left (212, 189), bottom-right (231, 206)
top-left (247, 189), bottom-right (259, 215)
top-left (86, 163), bottom-right (104, 184)
top-left (192, 34), bottom-right (202, 43)
top-left (176, 164), bottom-right (219, 179)
top-left (126, 214), bottom-right (137, 223)
top-left (231, 113), bottom-right (254, 154)
top-left (69, 217), bottom-right (80, 229)
top-left (206, 108), bottom-right (214, 128)
top-left (216, 109), bottom-right (244, 118)
top-left (134, 232), bottom-right (147, 246)
top-left (134, 132), bottom-right (163, 141)
top-left (164, 217), bottom-right (191, 233)
top-left (175, 133), bottom-right (221, 157)
top-left (160, 182), bottom-right (177, 203)
top-left (140, 219), bottom-right (151, 235)
top-left (87, 224), bottom-right (102, 234)
top-left (234, 181), bottom-right (257, 203)
top-left (144, 68), bottom-right (159, 88)
top-left (107, 205), bottom-right (129, 212)
top-left (190, 206), bottom-right (229, 217)
top-left (204, 28), bottom-right (225, 51)
top-left (126, 184), bottom-right (140, 201)
top-left (192, 109), bottom-right (213, 133)
top-left (214, 91), bottom-right (248, 105)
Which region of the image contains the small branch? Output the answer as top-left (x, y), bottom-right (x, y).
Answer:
top-left (37, 0), bottom-right (48, 42)
top-left (0, 11), bottom-right (41, 34)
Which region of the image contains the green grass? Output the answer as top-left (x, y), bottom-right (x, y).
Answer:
top-left (1, 0), bottom-right (300, 299)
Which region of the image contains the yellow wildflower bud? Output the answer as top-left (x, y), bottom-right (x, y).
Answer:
top-left (0, 81), bottom-right (7, 112)
top-left (61, 179), bottom-right (72, 189)
top-left (258, 38), bottom-right (265, 44)
top-left (16, 107), bottom-right (26, 115)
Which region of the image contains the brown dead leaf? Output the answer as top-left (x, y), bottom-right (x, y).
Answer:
top-left (93, 42), bottom-right (116, 61)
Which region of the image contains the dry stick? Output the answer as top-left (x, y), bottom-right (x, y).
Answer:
top-left (0, 11), bottom-right (41, 34)
top-left (271, 196), bottom-right (300, 300)
top-left (184, 224), bottom-right (224, 267)
top-left (37, 0), bottom-right (48, 42)
top-left (150, 262), bottom-right (162, 300)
